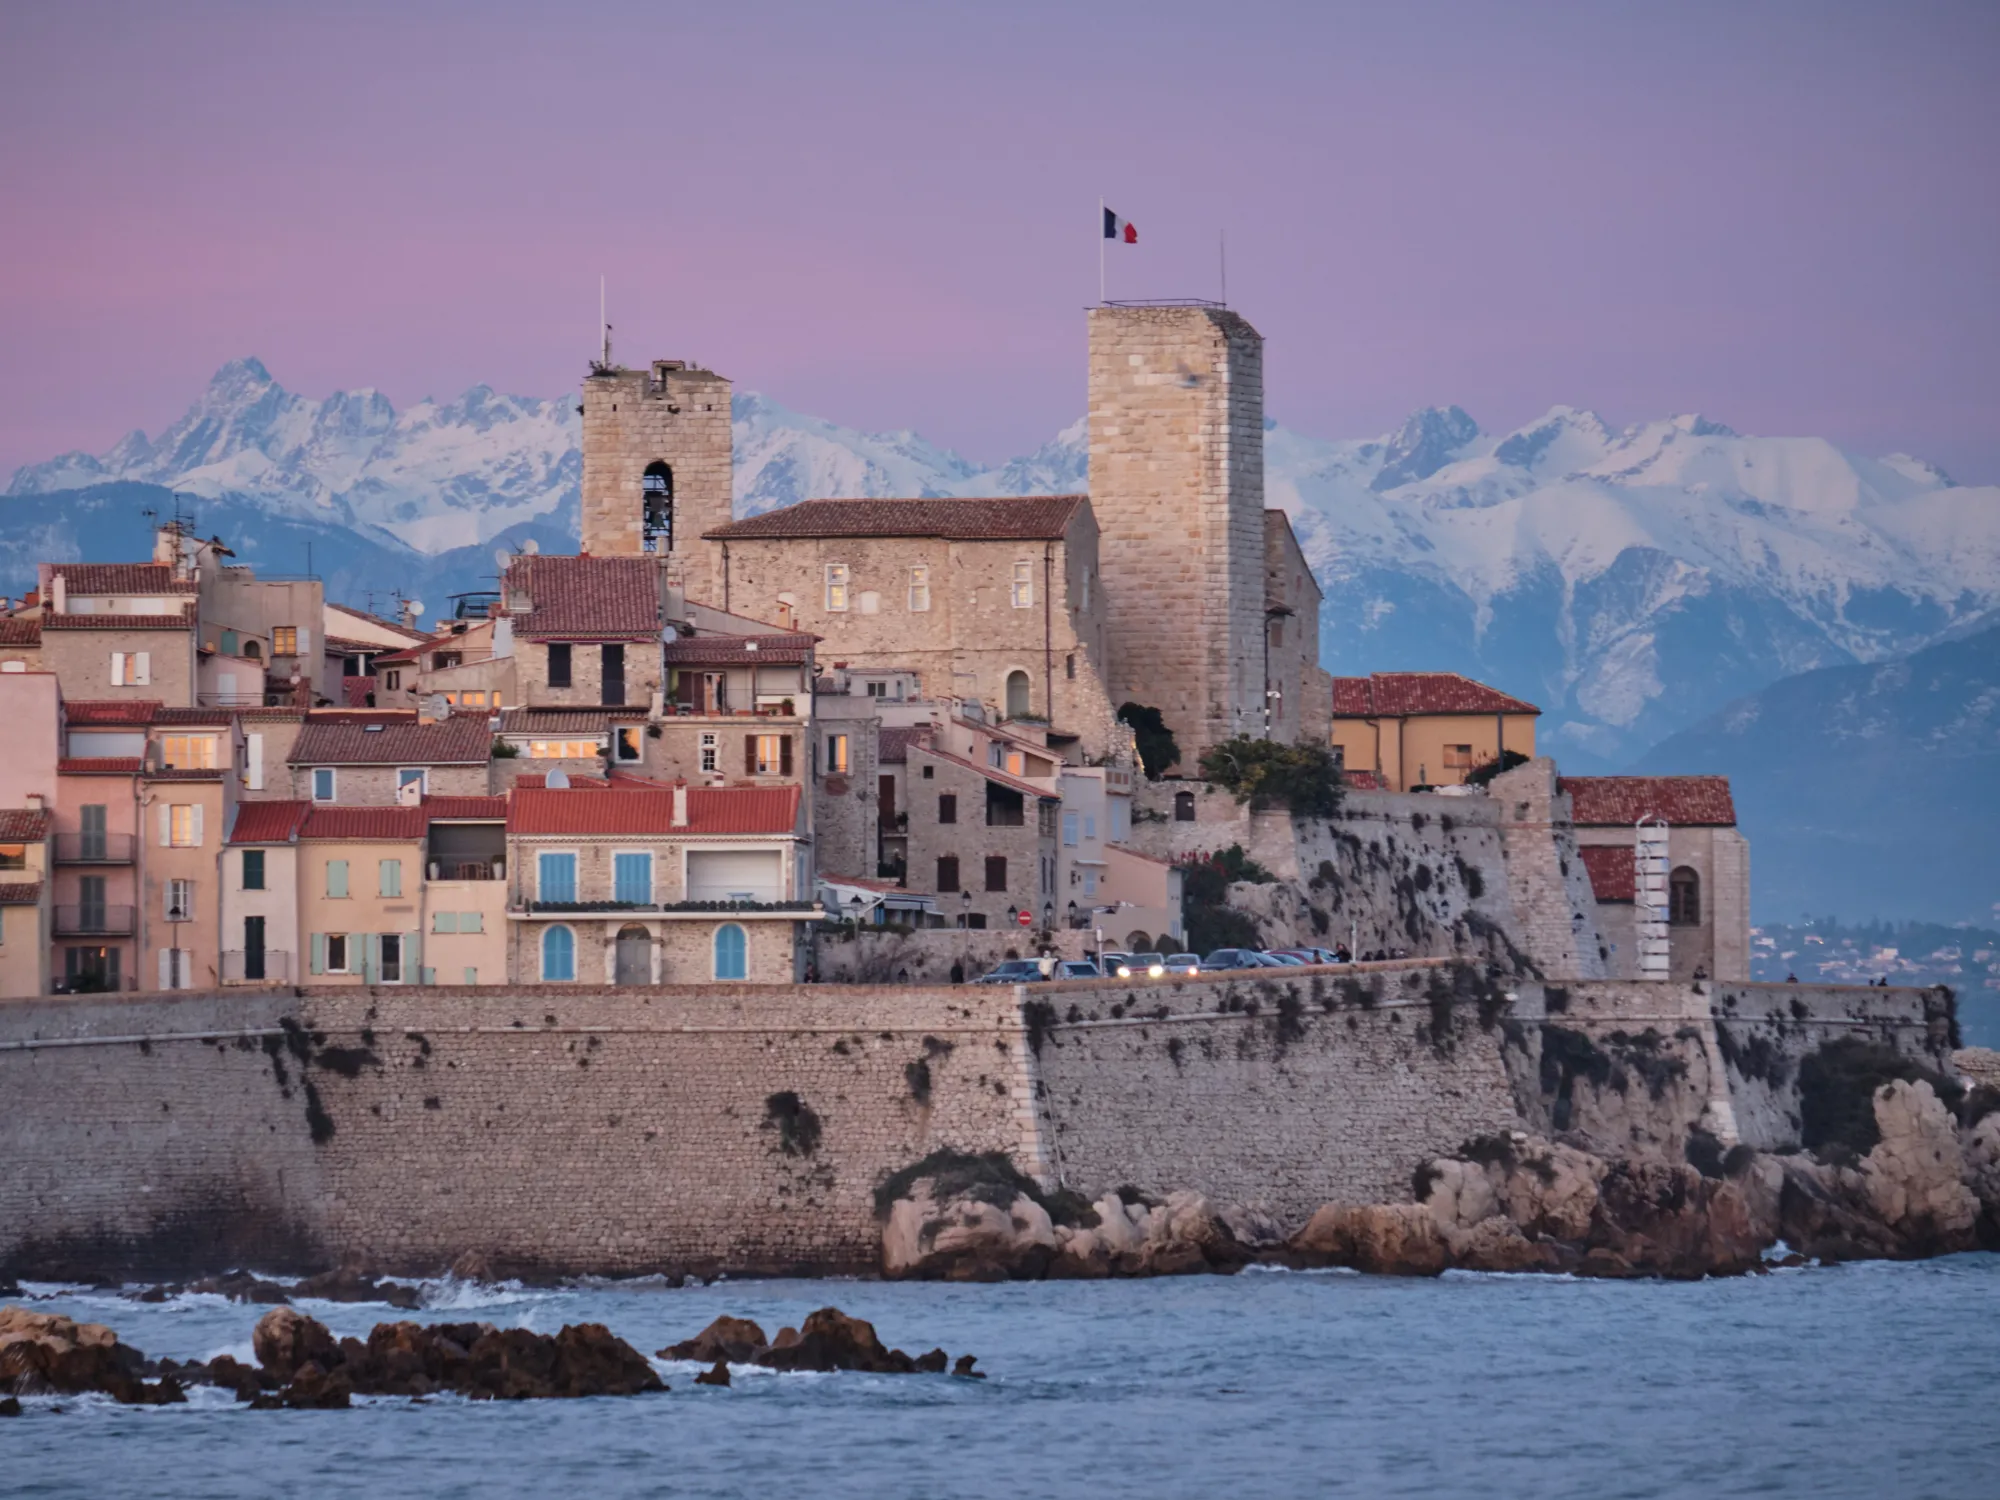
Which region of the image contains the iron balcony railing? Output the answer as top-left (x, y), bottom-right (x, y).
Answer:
top-left (519, 899), bottom-right (821, 916)
top-left (222, 950), bottom-right (294, 983)
top-left (54, 833), bottom-right (136, 864)
top-left (54, 904), bottom-right (137, 936)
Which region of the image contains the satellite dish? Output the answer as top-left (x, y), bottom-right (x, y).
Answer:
top-left (493, 548), bottom-right (513, 572)
top-left (408, 599), bottom-right (426, 619)
top-left (522, 538), bottom-right (540, 555)
top-left (545, 768), bottom-right (570, 789)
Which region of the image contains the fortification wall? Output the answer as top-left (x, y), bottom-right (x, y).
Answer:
top-left (1027, 961), bottom-right (1522, 1221)
top-left (0, 984), bottom-right (1034, 1280)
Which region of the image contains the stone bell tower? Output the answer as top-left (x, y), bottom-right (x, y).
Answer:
top-left (579, 359), bottom-right (733, 603)
top-left (1087, 303), bottom-right (1267, 762)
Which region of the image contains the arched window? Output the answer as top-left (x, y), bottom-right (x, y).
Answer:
top-left (541, 924), bottom-right (575, 982)
top-left (243, 639), bottom-right (262, 660)
top-left (1174, 790), bottom-right (1196, 822)
top-left (1004, 670), bottom-right (1031, 720)
top-left (1669, 867), bottom-right (1701, 926)
top-left (714, 923), bottom-right (748, 980)
top-left (641, 462), bottom-right (674, 555)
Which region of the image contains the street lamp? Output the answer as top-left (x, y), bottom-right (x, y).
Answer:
top-left (1042, 901), bottom-right (1054, 931)
top-left (959, 890), bottom-right (972, 929)
top-left (848, 893), bottom-right (865, 928)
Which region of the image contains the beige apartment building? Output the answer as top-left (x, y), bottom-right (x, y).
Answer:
top-left (221, 799), bottom-right (309, 984)
top-left (1331, 672), bottom-right (1541, 791)
top-left (289, 713), bottom-right (493, 805)
top-left (298, 807), bottom-right (433, 985)
top-left (0, 807), bottom-right (53, 998)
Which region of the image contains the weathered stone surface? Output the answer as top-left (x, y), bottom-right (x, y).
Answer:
top-left (659, 1315), bottom-right (769, 1365)
top-left (253, 1307), bottom-right (339, 1382)
top-left (752, 1308), bottom-right (916, 1374)
top-left (1289, 1204), bottom-right (1449, 1276)
top-left (0, 1307), bottom-right (182, 1405)
top-left (882, 1182), bottom-right (1057, 1282)
top-left (1779, 1080), bottom-right (1980, 1262)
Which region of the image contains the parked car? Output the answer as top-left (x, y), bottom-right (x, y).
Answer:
top-left (975, 959), bottom-right (1050, 984)
top-left (1261, 951), bottom-right (1307, 966)
top-left (1113, 952), bottom-right (1167, 979)
top-left (1201, 948), bottom-right (1279, 970)
top-left (1269, 948), bottom-right (1341, 965)
top-left (1055, 959), bottom-right (1103, 980)
top-left (1098, 951), bottom-right (1133, 977)
top-left (1163, 953), bottom-right (1202, 975)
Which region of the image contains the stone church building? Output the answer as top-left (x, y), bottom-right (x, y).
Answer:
top-left (576, 303), bottom-right (1333, 763)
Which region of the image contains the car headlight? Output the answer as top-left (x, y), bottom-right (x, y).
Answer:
top-left (1147, 963), bottom-right (1164, 977)
top-left (1116, 964), bottom-right (1132, 978)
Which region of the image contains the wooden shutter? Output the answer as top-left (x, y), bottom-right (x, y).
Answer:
top-left (310, 933), bottom-right (326, 975)
top-left (135, 652), bottom-right (151, 685)
top-left (985, 855), bottom-right (1007, 892)
top-left (190, 804), bottom-right (203, 847)
top-left (744, 735), bottom-right (757, 775)
top-left (246, 732), bottom-right (265, 789)
top-left (111, 653), bottom-right (125, 686)
top-left (780, 736), bottom-right (793, 776)
top-left (157, 948), bottom-right (173, 990)
top-left (158, 802), bottom-right (173, 847)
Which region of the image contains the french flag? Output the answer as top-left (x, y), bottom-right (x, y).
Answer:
top-left (1103, 207), bottom-right (1137, 243)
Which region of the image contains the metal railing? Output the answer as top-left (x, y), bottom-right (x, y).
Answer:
top-left (222, 950), bottom-right (293, 983)
top-left (54, 904), bottom-right (136, 936)
top-left (54, 833), bottom-right (136, 864)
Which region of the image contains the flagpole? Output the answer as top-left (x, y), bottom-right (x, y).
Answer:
top-left (1098, 197), bottom-right (1105, 306)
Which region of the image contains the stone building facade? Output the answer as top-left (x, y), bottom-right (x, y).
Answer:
top-left (1331, 672), bottom-right (1542, 791)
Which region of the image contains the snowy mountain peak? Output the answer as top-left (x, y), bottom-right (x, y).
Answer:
top-left (1372, 405), bottom-right (1480, 491)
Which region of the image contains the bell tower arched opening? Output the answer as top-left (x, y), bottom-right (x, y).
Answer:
top-left (642, 462), bottom-right (674, 555)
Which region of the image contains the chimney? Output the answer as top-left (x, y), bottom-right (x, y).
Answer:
top-left (672, 782), bottom-right (689, 828)
top-left (50, 574), bottom-right (66, 615)
top-left (25, 792), bottom-right (44, 812)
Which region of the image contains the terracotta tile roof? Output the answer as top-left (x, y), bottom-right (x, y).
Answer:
top-left (1577, 845), bottom-right (1635, 902)
top-left (424, 795), bottom-right (508, 820)
top-left (146, 768), bottom-right (224, 782)
top-left (1561, 776), bottom-right (1738, 827)
top-left (706, 495), bottom-right (1088, 542)
top-left (497, 708), bottom-right (641, 734)
top-left (0, 808), bottom-right (51, 840)
top-left (47, 563), bottom-right (198, 596)
top-left (342, 676), bottom-right (376, 706)
top-left (65, 700), bottom-right (162, 725)
top-left (1332, 672), bottom-right (1539, 718)
top-left (509, 784), bottom-right (800, 837)
top-left (912, 742), bottom-right (1058, 801)
top-left (877, 725), bottom-right (926, 764)
top-left (58, 757), bottom-right (143, 774)
top-left (228, 800), bottom-right (311, 845)
top-left (300, 805), bottom-right (428, 841)
top-left (238, 706), bottom-right (306, 722)
top-left (42, 611), bottom-right (194, 631)
top-left (0, 881), bottom-right (43, 906)
top-left (0, 618), bottom-right (40, 645)
top-left (662, 633), bottom-right (816, 667)
top-left (325, 634), bottom-right (401, 653)
top-left (289, 714), bottom-right (491, 766)
top-left (505, 555), bottom-right (660, 641)
top-left (151, 707), bottom-right (236, 726)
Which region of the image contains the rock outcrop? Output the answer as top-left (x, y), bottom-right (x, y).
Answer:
top-left (0, 1307), bottom-right (184, 1406)
top-left (657, 1307), bottom-right (973, 1376)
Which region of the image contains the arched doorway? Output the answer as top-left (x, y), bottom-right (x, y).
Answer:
top-left (1004, 669), bottom-right (1031, 720)
top-left (642, 462), bottom-right (674, 555)
top-left (614, 924), bottom-right (651, 985)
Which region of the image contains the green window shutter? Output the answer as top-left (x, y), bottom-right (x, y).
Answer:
top-left (327, 859), bottom-right (348, 899)
top-left (433, 911), bottom-right (457, 934)
top-left (421, 966), bottom-right (436, 985)
top-left (407, 930), bottom-right (421, 982)
top-left (463, 966), bottom-right (478, 985)
top-left (362, 933), bottom-right (380, 985)
top-left (462, 911), bottom-right (483, 934)
top-left (310, 933), bottom-right (325, 975)
top-left (380, 859), bottom-right (401, 897)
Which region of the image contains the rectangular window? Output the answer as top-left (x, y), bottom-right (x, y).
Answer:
top-left (464, 967), bottom-right (478, 985)
top-left (826, 734), bottom-right (850, 774)
top-left (601, 644), bottom-right (626, 707)
top-left (908, 565), bottom-right (931, 612)
top-left (433, 911), bottom-right (458, 933)
top-left (1066, 653), bottom-right (1076, 680)
top-left (397, 768), bottom-right (427, 797)
top-left (1083, 814), bottom-right (1096, 840)
top-left (79, 804), bottom-right (106, 860)
top-left (325, 933), bottom-right (349, 972)
top-left (614, 852), bottom-right (653, 905)
top-left (312, 767), bottom-right (336, 802)
top-left (378, 859), bottom-right (402, 897)
top-left (164, 878), bottom-right (194, 922)
top-left (937, 793), bottom-right (957, 825)
top-left (243, 916), bottom-right (266, 981)
top-left (528, 739), bottom-right (599, 759)
top-left (865, 681), bottom-right (886, 698)
top-left (753, 734), bottom-right (789, 776)
top-left (383, 670), bottom-right (402, 692)
top-left (161, 735), bottom-right (217, 770)
top-left (547, 643), bottom-right (573, 688)
top-left (0, 842), bottom-right (24, 871)
top-left (110, 650), bottom-right (152, 686)
top-left (936, 855), bottom-right (960, 893)
top-left (272, 626), bottom-right (298, 656)
top-left (699, 732), bottom-right (718, 773)
top-left (326, 859), bottom-right (349, 899)
top-left (168, 804), bottom-right (197, 847)
top-left (1084, 869), bottom-right (1098, 897)
top-left (538, 851), bottom-right (577, 904)
top-left (615, 726), bottom-right (642, 762)
top-left (1011, 560), bottom-right (1033, 609)
top-left (984, 855), bottom-right (1008, 892)
top-left (1062, 812), bottom-right (1079, 846)
top-left (380, 933), bottom-right (403, 984)
top-left (824, 563), bottom-right (850, 612)
top-left (1443, 744), bottom-right (1475, 771)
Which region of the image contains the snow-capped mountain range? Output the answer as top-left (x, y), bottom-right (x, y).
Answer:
top-left (9, 358), bottom-right (1996, 767)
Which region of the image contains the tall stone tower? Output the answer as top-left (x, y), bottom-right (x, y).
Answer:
top-left (579, 359), bottom-right (733, 603)
top-left (1087, 304), bottom-right (1267, 763)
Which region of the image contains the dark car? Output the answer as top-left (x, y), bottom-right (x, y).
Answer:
top-left (1055, 959), bottom-right (1103, 980)
top-left (975, 959), bottom-right (1050, 984)
top-left (1201, 948), bottom-right (1278, 971)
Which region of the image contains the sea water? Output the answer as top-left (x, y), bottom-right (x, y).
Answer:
top-left (5, 1255), bottom-right (1998, 1499)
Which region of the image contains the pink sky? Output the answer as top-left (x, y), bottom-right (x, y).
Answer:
top-left (1, 0), bottom-right (1995, 480)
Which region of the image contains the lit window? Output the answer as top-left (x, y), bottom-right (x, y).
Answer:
top-left (1005, 750), bottom-right (1025, 777)
top-left (1011, 560), bottom-right (1033, 609)
top-left (615, 727), bottom-right (643, 762)
top-left (908, 565), bottom-right (931, 612)
top-left (826, 734), bottom-right (850, 774)
top-left (825, 563), bottom-right (850, 612)
top-left (542, 926), bottom-right (576, 982)
top-left (714, 923), bottom-right (747, 980)
top-left (699, 732), bottom-right (718, 773)
top-left (528, 739), bottom-right (599, 759)
top-left (755, 734), bottom-right (785, 775)
top-left (0, 844), bottom-right (24, 871)
top-left (272, 626), bottom-right (298, 656)
top-left (161, 735), bottom-right (217, 770)
top-left (168, 804), bottom-right (197, 847)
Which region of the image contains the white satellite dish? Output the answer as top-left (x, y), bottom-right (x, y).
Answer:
top-left (522, 538), bottom-right (540, 555)
top-left (493, 548), bottom-right (513, 573)
top-left (408, 599), bottom-right (426, 620)
top-left (545, 768), bottom-right (570, 789)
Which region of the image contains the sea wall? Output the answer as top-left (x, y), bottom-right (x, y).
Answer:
top-left (0, 984), bottom-right (1036, 1280)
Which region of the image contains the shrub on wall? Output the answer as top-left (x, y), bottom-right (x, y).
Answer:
top-left (1197, 737), bottom-right (1344, 817)
top-left (1464, 749), bottom-right (1530, 788)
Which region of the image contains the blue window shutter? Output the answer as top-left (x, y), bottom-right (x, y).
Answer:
top-left (614, 852), bottom-right (651, 905)
top-left (543, 925), bottom-right (575, 981)
top-left (539, 852), bottom-right (575, 904)
top-left (715, 923), bottom-right (747, 980)
top-left (310, 933), bottom-right (325, 975)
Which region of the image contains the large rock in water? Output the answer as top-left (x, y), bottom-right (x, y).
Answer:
top-left (0, 1307), bottom-right (184, 1405)
top-left (659, 1315), bottom-right (770, 1364)
top-left (882, 1181), bottom-right (1059, 1281)
top-left (1780, 1079), bottom-right (1981, 1261)
top-left (1287, 1204), bottom-right (1450, 1276)
top-left (753, 1308), bottom-right (918, 1374)
top-left (253, 1307), bottom-right (339, 1381)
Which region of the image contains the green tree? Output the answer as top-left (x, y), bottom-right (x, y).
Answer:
top-left (1197, 737), bottom-right (1344, 817)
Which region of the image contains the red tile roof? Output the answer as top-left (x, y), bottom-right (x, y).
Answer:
top-left (57, 757), bottom-right (143, 775)
top-left (47, 563), bottom-right (198, 596)
top-left (0, 881), bottom-right (43, 906)
top-left (912, 742), bottom-right (1058, 801)
top-left (707, 496), bottom-right (1088, 542)
top-left (505, 555), bottom-right (661, 641)
top-left (1577, 845), bottom-right (1635, 902)
top-left (1332, 672), bottom-right (1539, 717)
top-left (1561, 776), bottom-right (1738, 827)
top-left (228, 800), bottom-right (311, 845)
top-left (508, 784), bottom-right (800, 837)
top-left (498, 708), bottom-right (640, 734)
top-left (0, 809), bottom-right (51, 840)
top-left (424, 795), bottom-right (508, 819)
top-left (300, 805), bottom-right (428, 841)
top-left (152, 707), bottom-right (236, 726)
top-left (65, 700), bottom-right (162, 725)
top-left (342, 676), bottom-right (376, 706)
top-left (877, 725), bottom-right (926, 764)
top-left (146, 768), bottom-right (224, 782)
top-left (289, 714), bottom-right (492, 766)
top-left (662, 633), bottom-right (816, 667)
top-left (0, 618), bottom-right (40, 645)
top-left (42, 611), bottom-right (194, 631)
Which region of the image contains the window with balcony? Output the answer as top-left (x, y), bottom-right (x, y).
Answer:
top-left (613, 852), bottom-right (653, 905)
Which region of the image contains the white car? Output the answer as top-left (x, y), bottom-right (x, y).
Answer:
top-left (1114, 952), bottom-right (1167, 979)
